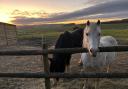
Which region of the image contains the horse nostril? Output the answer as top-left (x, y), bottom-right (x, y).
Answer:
top-left (90, 48), bottom-right (93, 53)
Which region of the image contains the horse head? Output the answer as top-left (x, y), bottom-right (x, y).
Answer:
top-left (83, 20), bottom-right (101, 57)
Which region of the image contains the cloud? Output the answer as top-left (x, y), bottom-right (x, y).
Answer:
top-left (12, 0), bottom-right (128, 25)
top-left (82, 11), bottom-right (128, 19)
top-left (11, 9), bottom-right (49, 18)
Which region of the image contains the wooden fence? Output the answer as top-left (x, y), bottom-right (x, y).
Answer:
top-left (0, 41), bottom-right (128, 89)
top-left (0, 45), bottom-right (128, 55)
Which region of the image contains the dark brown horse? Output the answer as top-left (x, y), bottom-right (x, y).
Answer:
top-left (49, 28), bottom-right (84, 82)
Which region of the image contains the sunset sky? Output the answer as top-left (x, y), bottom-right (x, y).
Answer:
top-left (0, 0), bottom-right (128, 25)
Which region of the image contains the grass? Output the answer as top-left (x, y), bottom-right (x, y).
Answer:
top-left (102, 29), bottom-right (128, 39)
top-left (101, 23), bottom-right (128, 30)
top-left (17, 24), bottom-right (74, 39)
top-left (17, 23), bottom-right (128, 41)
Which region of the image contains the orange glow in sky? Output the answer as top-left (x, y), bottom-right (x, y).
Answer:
top-left (0, 13), bottom-right (10, 23)
top-left (0, 0), bottom-right (127, 25)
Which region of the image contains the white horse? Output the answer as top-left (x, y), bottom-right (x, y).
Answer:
top-left (81, 20), bottom-right (118, 89)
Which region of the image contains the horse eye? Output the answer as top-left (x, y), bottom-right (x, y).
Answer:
top-left (98, 33), bottom-right (101, 36)
top-left (86, 33), bottom-right (89, 36)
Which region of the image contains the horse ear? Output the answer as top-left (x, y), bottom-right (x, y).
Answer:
top-left (87, 20), bottom-right (90, 26)
top-left (97, 20), bottom-right (100, 25)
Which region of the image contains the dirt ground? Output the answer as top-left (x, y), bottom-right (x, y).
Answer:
top-left (0, 46), bottom-right (128, 89)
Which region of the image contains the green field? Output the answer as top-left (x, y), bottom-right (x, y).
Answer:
top-left (17, 23), bottom-right (128, 42)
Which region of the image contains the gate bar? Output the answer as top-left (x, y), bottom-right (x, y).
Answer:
top-left (0, 46), bottom-right (128, 56)
top-left (0, 72), bottom-right (127, 78)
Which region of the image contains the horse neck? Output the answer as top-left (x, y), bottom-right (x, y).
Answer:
top-left (82, 28), bottom-right (88, 48)
top-left (71, 28), bottom-right (84, 47)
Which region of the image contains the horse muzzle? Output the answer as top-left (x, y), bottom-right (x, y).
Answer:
top-left (89, 48), bottom-right (98, 57)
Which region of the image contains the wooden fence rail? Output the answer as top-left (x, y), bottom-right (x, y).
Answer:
top-left (0, 72), bottom-right (128, 78)
top-left (0, 45), bottom-right (128, 56)
top-left (0, 45), bottom-right (128, 89)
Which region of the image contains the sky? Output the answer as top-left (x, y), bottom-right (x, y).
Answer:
top-left (0, 0), bottom-right (128, 25)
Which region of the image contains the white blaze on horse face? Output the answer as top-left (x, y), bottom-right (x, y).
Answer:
top-left (83, 21), bottom-right (101, 57)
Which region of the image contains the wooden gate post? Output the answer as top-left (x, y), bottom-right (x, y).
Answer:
top-left (42, 36), bottom-right (51, 89)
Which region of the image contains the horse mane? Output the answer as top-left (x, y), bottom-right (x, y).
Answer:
top-left (71, 28), bottom-right (84, 47)
top-left (55, 31), bottom-right (73, 48)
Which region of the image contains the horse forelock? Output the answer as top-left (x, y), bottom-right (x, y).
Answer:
top-left (85, 23), bottom-right (100, 32)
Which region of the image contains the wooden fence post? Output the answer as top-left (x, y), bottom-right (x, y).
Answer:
top-left (42, 36), bottom-right (51, 89)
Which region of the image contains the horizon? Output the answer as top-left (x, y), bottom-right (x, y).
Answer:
top-left (0, 0), bottom-right (128, 25)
